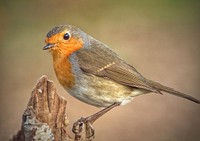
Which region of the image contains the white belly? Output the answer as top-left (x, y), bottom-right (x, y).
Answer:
top-left (65, 74), bottom-right (149, 107)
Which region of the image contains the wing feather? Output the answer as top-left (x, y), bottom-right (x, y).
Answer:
top-left (76, 37), bottom-right (158, 92)
top-left (74, 36), bottom-right (200, 104)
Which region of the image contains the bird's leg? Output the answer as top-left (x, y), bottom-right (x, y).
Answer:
top-left (72, 102), bottom-right (120, 141)
top-left (86, 102), bottom-right (121, 124)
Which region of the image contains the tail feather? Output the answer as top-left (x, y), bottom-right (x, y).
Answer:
top-left (146, 79), bottom-right (200, 104)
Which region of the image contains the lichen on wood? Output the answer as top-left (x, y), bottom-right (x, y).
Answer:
top-left (11, 75), bottom-right (71, 141)
top-left (11, 75), bottom-right (96, 141)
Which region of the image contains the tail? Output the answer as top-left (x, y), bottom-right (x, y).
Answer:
top-left (146, 79), bottom-right (200, 104)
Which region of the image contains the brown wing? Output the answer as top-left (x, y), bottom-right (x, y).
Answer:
top-left (76, 37), bottom-right (158, 93)
top-left (75, 37), bottom-right (200, 104)
top-left (102, 63), bottom-right (159, 92)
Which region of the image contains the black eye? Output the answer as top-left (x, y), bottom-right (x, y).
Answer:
top-left (63, 32), bottom-right (71, 40)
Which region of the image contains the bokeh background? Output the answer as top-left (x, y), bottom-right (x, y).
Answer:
top-left (0, 0), bottom-right (200, 140)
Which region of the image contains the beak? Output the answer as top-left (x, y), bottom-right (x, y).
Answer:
top-left (43, 43), bottom-right (55, 50)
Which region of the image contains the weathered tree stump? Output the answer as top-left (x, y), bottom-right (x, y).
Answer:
top-left (10, 75), bottom-right (94, 141)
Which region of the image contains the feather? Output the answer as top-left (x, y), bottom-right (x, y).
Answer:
top-left (76, 35), bottom-right (200, 104)
top-left (76, 36), bottom-right (158, 93)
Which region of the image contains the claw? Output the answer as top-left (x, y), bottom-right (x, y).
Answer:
top-left (72, 119), bottom-right (84, 134)
top-left (72, 117), bottom-right (95, 141)
top-left (85, 121), bottom-right (95, 139)
top-left (72, 103), bottom-right (120, 141)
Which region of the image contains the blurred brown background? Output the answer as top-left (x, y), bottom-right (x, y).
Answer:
top-left (0, 0), bottom-right (200, 140)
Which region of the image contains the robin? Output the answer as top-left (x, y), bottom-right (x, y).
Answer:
top-left (43, 24), bottom-right (199, 138)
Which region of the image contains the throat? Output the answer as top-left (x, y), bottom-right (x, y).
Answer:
top-left (53, 56), bottom-right (75, 88)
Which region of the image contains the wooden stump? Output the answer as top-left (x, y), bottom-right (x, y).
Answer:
top-left (10, 75), bottom-right (95, 141)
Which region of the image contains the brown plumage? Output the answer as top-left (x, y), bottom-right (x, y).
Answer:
top-left (43, 24), bottom-right (200, 107)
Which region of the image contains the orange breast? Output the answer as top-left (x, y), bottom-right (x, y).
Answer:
top-left (47, 32), bottom-right (84, 88)
top-left (53, 56), bottom-right (75, 88)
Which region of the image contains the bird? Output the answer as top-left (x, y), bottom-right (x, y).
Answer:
top-left (43, 24), bottom-right (200, 137)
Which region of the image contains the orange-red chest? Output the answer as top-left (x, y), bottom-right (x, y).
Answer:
top-left (53, 56), bottom-right (75, 88)
top-left (47, 35), bottom-right (84, 88)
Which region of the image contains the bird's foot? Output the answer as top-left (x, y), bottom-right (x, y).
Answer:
top-left (72, 117), bottom-right (95, 141)
top-left (72, 102), bottom-right (120, 141)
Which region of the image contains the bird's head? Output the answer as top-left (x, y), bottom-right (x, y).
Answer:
top-left (43, 25), bottom-right (86, 58)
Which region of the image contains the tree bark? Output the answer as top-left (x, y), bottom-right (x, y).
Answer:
top-left (10, 75), bottom-right (94, 141)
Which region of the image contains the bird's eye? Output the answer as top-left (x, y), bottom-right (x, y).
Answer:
top-left (63, 32), bottom-right (71, 40)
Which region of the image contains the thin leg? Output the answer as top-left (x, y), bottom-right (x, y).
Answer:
top-left (84, 102), bottom-right (121, 124)
top-left (72, 102), bottom-right (120, 140)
